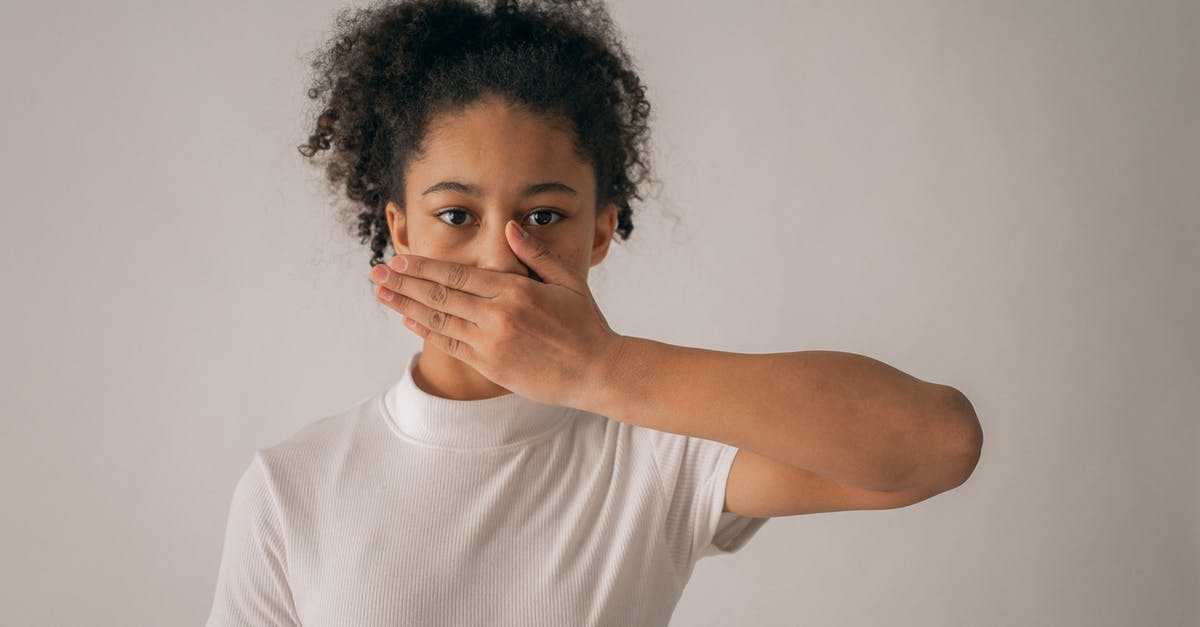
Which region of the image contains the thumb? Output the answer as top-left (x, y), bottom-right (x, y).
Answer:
top-left (506, 219), bottom-right (582, 289)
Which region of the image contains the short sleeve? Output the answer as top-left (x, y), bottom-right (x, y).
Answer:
top-left (636, 427), bottom-right (770, 577)
top-left (697, 444), bottom-right (771, 559)
top-left (205, 452), bottom-right (302, 627)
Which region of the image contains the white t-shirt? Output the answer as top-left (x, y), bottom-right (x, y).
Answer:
top-left (206, 351), bottom-right (769, 626)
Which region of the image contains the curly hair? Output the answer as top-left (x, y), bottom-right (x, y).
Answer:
top-left (297, 0), bottom-right (656, 268)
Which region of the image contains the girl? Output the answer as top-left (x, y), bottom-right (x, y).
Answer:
top-left (206, 1), bottom-right (982, 625)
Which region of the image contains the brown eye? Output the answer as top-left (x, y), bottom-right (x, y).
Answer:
top-left (525, 209), bottom-right (564, 227)
top-left (434, 208), bottom-right (473, 226)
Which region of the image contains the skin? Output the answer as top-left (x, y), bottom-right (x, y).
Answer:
top-left (384, 94), bottom-right (619, 401)
top-left (367, 97), bottom-right (982, 516)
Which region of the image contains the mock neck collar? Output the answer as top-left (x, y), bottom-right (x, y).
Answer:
top-left (382, 351), bottom-right (572, 449)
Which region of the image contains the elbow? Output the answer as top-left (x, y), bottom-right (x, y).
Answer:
top-left (890, 385), bottom-right (984, 495)
top-left (942, 386), bottom-right (983, 489)
top-left (908, 385), bottom-right (983, 494)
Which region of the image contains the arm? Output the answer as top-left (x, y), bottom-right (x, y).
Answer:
top-left (585, 336), bottom-right (982, 495)
top-left (206, 454), bottom-right (302, 627)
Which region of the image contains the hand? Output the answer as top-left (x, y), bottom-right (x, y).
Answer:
top-left (368, 219), bottom-right (624, 410)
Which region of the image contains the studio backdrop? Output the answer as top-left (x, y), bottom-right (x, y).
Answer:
top-left (0, 1), bottom-right (1195, 625)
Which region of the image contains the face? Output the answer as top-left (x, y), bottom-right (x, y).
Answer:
top-left (385, 95), bottom-right (618, 283)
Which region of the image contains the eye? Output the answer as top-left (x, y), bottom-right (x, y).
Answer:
top-left (525, 208), bottom-right (565, 227)
top-left (434, 208), bottom-right (476, 226)
top-left (433, 207), bottom-right (564, 228)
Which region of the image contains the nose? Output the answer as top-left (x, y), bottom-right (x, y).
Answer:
top-left (473, 220), bottom-right (542, 282)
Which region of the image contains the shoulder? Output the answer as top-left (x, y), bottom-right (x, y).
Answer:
top-left (621, 421), bottom-right (734, 473)
top-left (590, 418), bottom-right (737, 498)
top-left (255, 393), bottom-right (381, 487)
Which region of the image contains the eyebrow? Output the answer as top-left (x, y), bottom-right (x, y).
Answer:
top-left (421, 180), bottom-right (578, 198)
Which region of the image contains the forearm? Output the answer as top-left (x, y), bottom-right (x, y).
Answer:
top-left (583, 335), bottom-right (981, 493)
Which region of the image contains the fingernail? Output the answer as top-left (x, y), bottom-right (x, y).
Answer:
top-left (371, 264), bottom-right (389, 283)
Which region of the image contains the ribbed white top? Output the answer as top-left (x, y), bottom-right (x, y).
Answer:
top-left (385, 353), bottom-right (572, 449)
top-left (206, 351), bottom-right (769, 626)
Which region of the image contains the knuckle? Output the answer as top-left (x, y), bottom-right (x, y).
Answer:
top-left (447, 263), bottom-right (468, 290)
top-left (514, 283), bottom-right (536, 308)
top-left (410, 257), bottom-right (428, 275)
top-left (428, 310), bottom-right (445, 331)
top-left (492, 309), bottom-right (516, 333)
top-left (428, 282), bottom-right (448, 305)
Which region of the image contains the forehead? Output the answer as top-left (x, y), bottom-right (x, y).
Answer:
top-left (406, 97), bottom-right (593, 195)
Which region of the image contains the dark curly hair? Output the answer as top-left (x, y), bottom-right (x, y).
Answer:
top-left (297, 0), bottom-right (657, 268)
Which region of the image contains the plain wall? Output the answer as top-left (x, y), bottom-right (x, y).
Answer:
top-left (1, 1), bottom-right (1195, 625)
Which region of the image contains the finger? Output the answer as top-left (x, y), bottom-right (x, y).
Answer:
top-left (402, 315), bottom-right (432, 341)
top-left (408, 315), bottom-right (477, 363)
top-left (373, 263), bottom-right (487, 327)
top-left (375, 284), bottom-right (480, 348)
top-left (390, 254), bottom-right (506, 299)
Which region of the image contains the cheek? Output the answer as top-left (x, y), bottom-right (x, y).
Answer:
top-left (560, 250), bottom-right (593, 277)
top-left (409, 230), bottom-right (457, 256)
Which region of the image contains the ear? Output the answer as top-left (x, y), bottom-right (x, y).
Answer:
top-left (385, 200), bottom-right (411, 255)
top-left (589, 202), bottom-right (619, 267)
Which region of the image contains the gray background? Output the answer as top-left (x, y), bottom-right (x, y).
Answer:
top-left (2, 0), bottom-right (1196, 625)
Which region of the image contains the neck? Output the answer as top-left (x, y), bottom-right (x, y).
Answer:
top-left (413, 343), bottom-right (512, 401)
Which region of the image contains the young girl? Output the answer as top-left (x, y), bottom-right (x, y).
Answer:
top-left (206, 1), bottom-right (982, 625)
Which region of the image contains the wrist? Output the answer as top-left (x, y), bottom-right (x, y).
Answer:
top-left (574, 332), bottom-right (637, 418)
